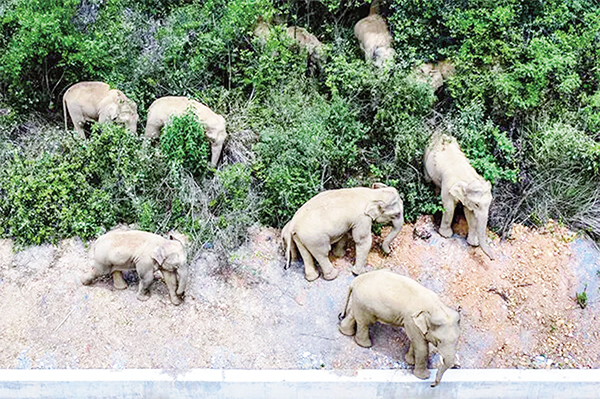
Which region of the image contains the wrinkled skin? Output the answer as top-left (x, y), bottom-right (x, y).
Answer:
top-left (63, 81), bottom-right (139, 138)
top-left (424, 133), bottom-right (495, 260)
top-left (354, 9), bottom-right (395, 67)
top-left (81, 230), bottom-right (188, 305)
top-left (414, 60), bottom-right (455, 91)
top-left (145, 96), bottom-right (227, 167)
top-left (339, 270), bottom-right (460, 387)
top-left (282, 183), bottom-right (404, 281)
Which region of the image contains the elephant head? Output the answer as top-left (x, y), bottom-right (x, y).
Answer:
top-left (413, 307), bottom-right (460, 387)
top-left (99, 90), bottom-right (139, 134)
top-left (151, 237), bottom-right (188, 297)
top-left (449, 179), bottom-right (494, 260)
top-left (365, 183), bottom-right (404, 253)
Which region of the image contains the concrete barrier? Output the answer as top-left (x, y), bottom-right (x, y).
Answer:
top-left (2, 369), bottom-right (600, 398)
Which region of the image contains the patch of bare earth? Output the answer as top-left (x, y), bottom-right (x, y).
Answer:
top-left (0, 217), bottom-right (598, 371)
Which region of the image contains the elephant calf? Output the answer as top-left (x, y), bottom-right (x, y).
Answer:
top-left (282, 183), bottom-right (404, 281)
top-left (145, 96), bottom-right (227, 167)
top-left (414, 60), bottom-right (455, 92)
top-left (354, 8), bottom-right (395, 67)
top-left (81, 230), bottom-right (188, 305)
top-left (63, 81), bottom-right (139, 138)
top-left (339, 269), bottom-right (460, 387)
top-left (424, 133), bottom-right (495, 260)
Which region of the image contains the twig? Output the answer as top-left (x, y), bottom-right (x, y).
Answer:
top-left (52, 305), bottom-right (78, 333)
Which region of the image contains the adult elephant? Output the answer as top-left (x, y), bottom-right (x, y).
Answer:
top-left (354, 7), bottom-right (395, 67)
top-left (339, 269), bottom-right (460, 387)
top-left (63, 81), bottom-right (139, 138)
top-left (424, 133), bottom-right (495, 260)
top-left (145, 96), bottom-right (227, 167)
top-left (81, 229), bottom-right (188, 306)
top-left (282, 183), bottom-right (404, 281)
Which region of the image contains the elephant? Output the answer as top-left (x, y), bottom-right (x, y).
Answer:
top-left (80, 229), bottom-right (188, 305)
top-left (145, 96), bottom-right (227, 167)
top-left (253, 17), bottom-right (325, 75)
top-left (63, 81), bottom-right (139, 138)
top-left (281, 183), bottom-right (404, 281)
top-left (424, 133), bottom-right (495, 260)
top-left (414, 60), bottom-right (455, 91)
top-left (354, 8), bottom-right (395, 67)
top-left (339, 269), bottom-right (460, 387)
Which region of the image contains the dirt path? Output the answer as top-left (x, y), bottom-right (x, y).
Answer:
top-left (0, 217), bottom-right (598, 371)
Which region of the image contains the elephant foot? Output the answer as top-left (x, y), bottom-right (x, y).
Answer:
top-left (112, 272), bottom-right (127, 290)
top-left (169, 296), bottom-right (183, 306)
top-left (338, 321), bottom-right (356, 337)
top-left (381, 243), bottom-right (391, 254)
top-left (355, 335), bottom-right (372, 348)
top-left (413, 367), bottom-right (430, 380)
top-left (322, 268), bottom-right (338, 281)
top-left (467, 234), bottom-right (480, 247)
top-left (439, 226), bottom-right (453, 238)
top-left (80, 274), bottom-right (94, 286)
top-left (136, 292), bottom-right (150, 302)
top-left (305, 269), bottom-right (320, 282)
top-left (351, 265), bottom-right (364, 276)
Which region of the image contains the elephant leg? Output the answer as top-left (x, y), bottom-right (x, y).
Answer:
top-left (354, 318), bottom-right (372, 348)
top-left (464, 207), bottom-right (479, 246)
top-left (112, 271), bottom-right (127, 290)
top-left (309, 243), bottom-right (338, 281)
top-left (339, 308), bottom-right (357, 336)
top-left (332, 235), bottom-right (348, 258)
top-left (162, 270), bottom-right (182, 306)
top-left (439, 195), bottom-right (456, 238)
top-left (411, 338), bottom-right (431, 380)
top-left (294, 238), bottom-right (320, 282)
top-left (351, 228), bottom-right (372, 275)
top-left (80, 261), bottom-right (111, 285)
top-left (136, 271), bottom-right (154, 302)
top-left (70, 113), bottom-right (87, 139)
top-left (405, 342), bottom-right (415, 365)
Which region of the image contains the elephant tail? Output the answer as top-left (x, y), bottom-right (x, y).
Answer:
top-left (63, 94), bottom-right (69, 131)
top-left (338, 284), bottom-right (354, 322)
top-left (281, 221), bottom-right (295, 269)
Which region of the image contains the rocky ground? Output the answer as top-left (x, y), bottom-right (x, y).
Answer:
top-left (0, 216), bottom-right (599, 373)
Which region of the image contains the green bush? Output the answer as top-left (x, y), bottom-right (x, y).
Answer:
top-left (160, 110), bottom-right (212, 179)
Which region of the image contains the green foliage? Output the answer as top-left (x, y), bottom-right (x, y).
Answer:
top-left (160, 110), bottom-right (211, 179)
top-left (576, 286), bottom-right (587, 309)
top-left (254, 83), bottom-right (367, 226)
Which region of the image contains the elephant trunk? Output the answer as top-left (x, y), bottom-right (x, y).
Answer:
top-left (477, 215), bottom-right (494, 260)
top-left (176, 264), bottom-right (188, 296)
top-left (381, 213), bottom-right (404, 254)
top-left (431, 344), bottom-right (457, 387)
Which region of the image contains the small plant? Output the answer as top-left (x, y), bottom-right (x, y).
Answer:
top-left (576, 285), bottom-right (588, 309)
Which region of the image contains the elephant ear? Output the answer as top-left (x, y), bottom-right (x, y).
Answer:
top-left (448, 181), bottom-right (467, 203)
top-left (412, 310), bottom-right (430, 335)
top-left (365, 200), bottom-right (384, 220)
top-left (103, 102), bottom-right (119, 121)
top-left (152, 246), bottom-right (167, 267)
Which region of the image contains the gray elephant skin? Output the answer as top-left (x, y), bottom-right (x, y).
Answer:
top-left (63, 81), bottom-right (139, 138)
top-left (145, 96), bottom-right (227, 167)
top-left (339, 269), bottom-right (460, 387)
top-left (424, 133), bottom-right (495, 260)
top-left (281, 183), bottom-right (404, 281)
top-left (81, 230), bottom-right (188, 305)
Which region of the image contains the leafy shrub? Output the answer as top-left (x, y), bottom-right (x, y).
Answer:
top-left (254, 82), bottom-right (367, 226)
top-left (160, 110), bottom-right (211, 179)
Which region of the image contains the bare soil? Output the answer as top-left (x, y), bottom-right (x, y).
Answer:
top-left (1, 216), bottom-right (599, 372)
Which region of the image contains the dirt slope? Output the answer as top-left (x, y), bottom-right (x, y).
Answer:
top-left (0, 217), bottom-right (598, 371)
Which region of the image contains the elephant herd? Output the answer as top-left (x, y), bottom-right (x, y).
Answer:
top-left (71, 8), bottom-right (496, 388)
top-left (79, 138), bottom-right (493, 387)
top-left (63, 82), bottom-right (227, 167)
